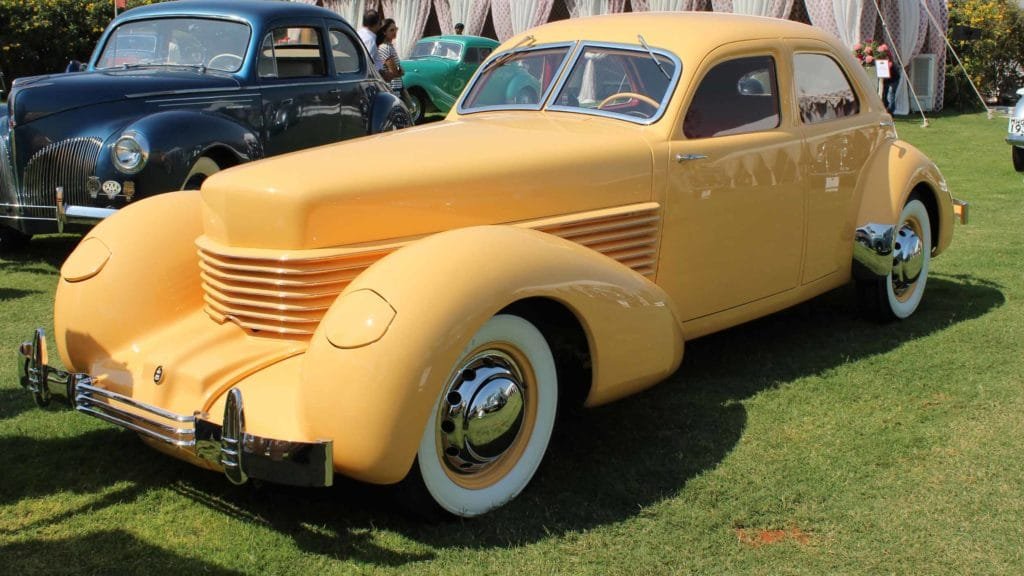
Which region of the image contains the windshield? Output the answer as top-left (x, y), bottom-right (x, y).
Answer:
top-left (410, 40), bottom-right (463, 61)
top-left (548, 45), bottom-right (677, 122)
top-left (460, 45), bottom-right (572, 110)
top-left (95, 18), bottom-right (251, 72)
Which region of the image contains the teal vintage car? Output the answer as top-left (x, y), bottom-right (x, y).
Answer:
top-left (402, 35), bottom-right (499, 123)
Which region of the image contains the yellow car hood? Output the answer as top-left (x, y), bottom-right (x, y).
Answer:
top-left (201, 113), bottom-right (655, 249)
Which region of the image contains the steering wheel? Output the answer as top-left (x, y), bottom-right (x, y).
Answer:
top-left (596, 91), bottom-right (660, 110)
top-left (208, 53), bottom-right (243, 71)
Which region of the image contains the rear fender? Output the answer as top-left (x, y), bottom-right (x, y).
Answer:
top-left (368, 89), bottom-right (406, 133)
top-left (299, 226), bottom-right (684, 484)
top-left (855, 140), bottom-right (953, 255)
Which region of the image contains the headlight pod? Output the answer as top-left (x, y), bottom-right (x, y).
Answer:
top-left (112, 131), bottom-right (149, 175)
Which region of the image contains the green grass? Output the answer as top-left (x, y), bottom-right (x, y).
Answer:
top-left (2, 112), bottom-right (1022, 575)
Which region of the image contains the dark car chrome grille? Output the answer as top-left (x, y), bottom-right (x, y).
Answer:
top-left (0, 132), bottom-right (17, 205)
top-left (21, 137), bottom-right (102, 217)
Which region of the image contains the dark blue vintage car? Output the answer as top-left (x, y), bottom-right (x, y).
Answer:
top-left (0, 0), bottom-right (409, 248)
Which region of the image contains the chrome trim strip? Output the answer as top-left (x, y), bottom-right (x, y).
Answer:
top-left (852, 223), bottom-right (894, 280)
top-left (457, 41), bottom-right (577, 116)
top-left (16, 328), bottom-right (334, 487)
top-left (545, 40), bottom-right (683, 126)
top-left (65, 205), bottom-right (117, 221)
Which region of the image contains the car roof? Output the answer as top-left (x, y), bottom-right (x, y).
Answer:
top-left (511, 12), bottom-right (840, 55)
top-left (117, 0), bottom-right (339, 25)
top-left (417, 35), bottom-right (500, 47)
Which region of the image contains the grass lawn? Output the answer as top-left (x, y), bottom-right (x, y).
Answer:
top-left (1, 111), bottom-right (1022, 575)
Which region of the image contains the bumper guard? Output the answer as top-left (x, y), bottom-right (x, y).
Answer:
top-left (17, 328), bottom-right (333, 487)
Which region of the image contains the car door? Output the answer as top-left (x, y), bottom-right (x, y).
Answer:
top-left (454, 46), bottom-right (490, 95)
top-left (257, 19), bottom-right (344, 156)
top-left (789, 43), bottom-right (885, 283)
top-left (327, 24), bottom-right (378, 141)
top-left (660, 45), bottom-right (806, 322)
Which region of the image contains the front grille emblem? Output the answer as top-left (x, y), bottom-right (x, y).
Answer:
top-left (102, 180), bottom-right (121, 200)
top-left (86, 177), bottom-right (101, 199)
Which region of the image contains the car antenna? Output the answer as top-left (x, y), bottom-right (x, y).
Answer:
top-left (637, 35), bottom-right (670, 80)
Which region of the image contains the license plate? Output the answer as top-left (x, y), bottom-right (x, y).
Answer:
top-left (1010, 117), bottom-right (1024, 136)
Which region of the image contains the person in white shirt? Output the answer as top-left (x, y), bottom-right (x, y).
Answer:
top-left (357, 10), bottom-right (384, 73)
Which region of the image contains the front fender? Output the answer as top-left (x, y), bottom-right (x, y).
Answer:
top-left (54, 191), bottom-right (204, 372)
top-left (298, 226), bottom-right (684, 484)
top-left (854, 139), bottom-right (954, 256)
top-left (404, 73), bottom-right (456, 113)
top-left (99, 110), bottom-right (261, 197)
top-left (368, 89), bottom-right (407, 133)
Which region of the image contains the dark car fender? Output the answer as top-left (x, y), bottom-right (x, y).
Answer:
top-left (98, 110), bottom-right (264, 197)
top-left (368, 89), bottom-right (410, 133)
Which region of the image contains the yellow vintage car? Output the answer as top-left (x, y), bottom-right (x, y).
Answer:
top-left (18, 13), bottom-right (967, 517)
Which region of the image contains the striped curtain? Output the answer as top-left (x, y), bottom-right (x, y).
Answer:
top-left (631, 0), bottom-right (707, 10)
top-left (433, 0), bottom-right (493, 36)
top-left (491, 0), bottom-right (556, 41)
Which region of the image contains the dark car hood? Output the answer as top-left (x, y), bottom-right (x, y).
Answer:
top-left (10, 69), bottom-right (241, 125)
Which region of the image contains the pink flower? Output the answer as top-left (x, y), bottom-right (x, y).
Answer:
top-left (865, 55), bottom-right (874, 64)
top-left (878, 44), bottom-right (889, 53)
top-left (853, 42), bottom-right (863, 51)
top-left (864, 45), bottom-right (873, 54)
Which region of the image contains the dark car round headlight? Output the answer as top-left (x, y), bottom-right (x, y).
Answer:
top-left (112, 132), bottom-right (150, 174)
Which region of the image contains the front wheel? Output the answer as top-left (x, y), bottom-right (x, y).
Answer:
top-left (414, 314), bottom-right (558, 517)
top-left (1013, 146), bottom-right (1024, 172)
top-left (858, 197), bottom-right (932, 320)
top-left (380, 107), bottom-right (412, 132)
top-left (182, 156), bottom-right (220, 190)
top-left (0, 226), bottom-right (32, 252)
top-left (406, 92), bottom-right (425, 124)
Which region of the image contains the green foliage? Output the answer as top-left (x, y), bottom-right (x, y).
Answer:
top-left (0, 0), bottom-right (158, 81)
top-left (945, 0), bottom-right (1024, 109)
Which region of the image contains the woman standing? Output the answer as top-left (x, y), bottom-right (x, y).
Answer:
top-left (376, 19), bottom-right (405, 96)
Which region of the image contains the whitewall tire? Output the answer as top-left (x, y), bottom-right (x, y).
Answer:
top-left (416, 314), bottom-right (558, 517)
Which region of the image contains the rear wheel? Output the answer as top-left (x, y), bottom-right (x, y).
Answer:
top-left (381, 107), bottom-right (412, 132)
top-left (1013, 146), bottom-right (1024, 172)
top-left (857, 197), bottom-right (932, 320)
top-left (182, 156), bottom-right (220, 190)
top-left (413, 314), bottom-right (558, 517)
top-left (407, 92), bottom-right (425, 124)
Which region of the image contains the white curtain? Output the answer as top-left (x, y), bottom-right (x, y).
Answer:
top-left (892, 0), bottom-right (921, 115)
top-left (310, 0), bottom-right (367, 28)
top-left (831, 0), bottom-right (864, 48)
top-left (565, 0), bottom-right (626, 16)
top-left (639, 0), bottom-right (704, 10)
top-left (381, 0), bottom-right (433, 58)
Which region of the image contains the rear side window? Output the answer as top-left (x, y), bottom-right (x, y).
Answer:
top-left (683, 55), bottom-right (779, 139)
top-left (259, 27), bottom-right (326, 78)
top-left (329, 29), bottom-right (361, 74)
top-left (793, 53), bottom-right (859, 123)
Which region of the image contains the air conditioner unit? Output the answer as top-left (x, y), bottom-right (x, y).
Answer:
top-left (909, 54), bottom-right (937, 112)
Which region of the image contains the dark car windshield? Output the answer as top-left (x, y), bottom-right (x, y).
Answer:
top-left (410, 40), bottom-right (462, 61)
top-left (96, 18), bottom-right (251, 72)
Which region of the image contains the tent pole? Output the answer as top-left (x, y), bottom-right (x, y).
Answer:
top-left (918, 0), bottom-right (993, 119)
top-left (870, 0), bottom-right (930, 127)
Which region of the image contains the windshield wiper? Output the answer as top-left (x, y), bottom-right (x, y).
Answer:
top-left (480, 35), bottom-right (536, 73)
top-left (637, 35), bottom-right (670, 80)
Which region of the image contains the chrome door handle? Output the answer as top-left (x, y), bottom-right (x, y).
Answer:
top-left (675, 153), bottom-right (707, 163)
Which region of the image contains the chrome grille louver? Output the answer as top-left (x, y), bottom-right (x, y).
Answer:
top-left (21, 137), bottom-right (102, 217)
top-left (198, 203), bottom-right (661, 337)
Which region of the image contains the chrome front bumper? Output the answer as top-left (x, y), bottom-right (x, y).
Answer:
top-left (853, 198), bottom-right (969, 281)
top-left (17, 329), bottom-right (333, 487)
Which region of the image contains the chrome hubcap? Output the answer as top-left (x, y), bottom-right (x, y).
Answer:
top-left (892, 218), bottom-right (924, 298)
top-left (438, 351), bottom-right (527, 476)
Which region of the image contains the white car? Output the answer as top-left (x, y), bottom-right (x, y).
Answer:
top-left (1010, 88), bottom-right (1024, 171)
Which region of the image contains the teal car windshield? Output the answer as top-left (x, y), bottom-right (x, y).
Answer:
top-left (460, 45), bottom-right (572, 111)
top-left (96, 18), bottom-right (251, 72)
top-left (410, 40), bottom-right (463, 61)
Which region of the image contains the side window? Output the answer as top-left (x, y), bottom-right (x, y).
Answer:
top-left (258, 27), bottom-right (326, 79)
top-left (793, 53), bottom-right (859, 124)
top-left (683, 55), bottom-right (779, 139)
top-left (329, 29), bottom-right (361, 74)
top-left (465, 47), bottom-right (493, 65)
